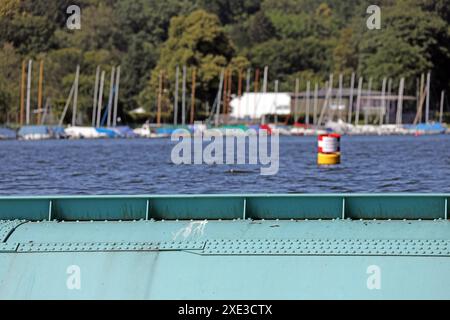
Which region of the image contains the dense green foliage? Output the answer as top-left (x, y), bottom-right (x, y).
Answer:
top-left (0, 0), bottom-right (449, 124)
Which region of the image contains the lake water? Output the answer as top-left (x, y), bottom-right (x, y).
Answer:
top-left (0, 135), bottom-right (449, 195)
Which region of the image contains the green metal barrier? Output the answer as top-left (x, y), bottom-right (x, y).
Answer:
top-left (0, 194), bottom-right (450, 299)
top-left (0, 194), bottom-right (448, 221)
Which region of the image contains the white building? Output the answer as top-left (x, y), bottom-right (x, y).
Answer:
top-left (229, 93), bottom-right (291, 120)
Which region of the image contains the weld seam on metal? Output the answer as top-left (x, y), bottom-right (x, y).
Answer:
top-left (0, 220), bottom-right (27, 243)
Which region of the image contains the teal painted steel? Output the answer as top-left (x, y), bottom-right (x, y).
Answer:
top-left (246, 195), bottom-right (344, 219)
top-left (150, 196), bottom-right (244, 220)
top-left (0, 194), bottom-right (450, 299)
top-left (0, 199), bottom-right (50, 220)
top-left (0, 194), bottom-right (448, 221)
top-left (13, 240), bottom-right (205, 253)
top-left (345, 195), bottom-right (446, 220)
top-left (0, 220), bottom-right (26, 242)
top-left (52, 198), bottom-right (147, 221)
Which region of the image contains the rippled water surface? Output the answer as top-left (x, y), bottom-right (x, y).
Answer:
top-left (0, 135), bottom-right (449, 195)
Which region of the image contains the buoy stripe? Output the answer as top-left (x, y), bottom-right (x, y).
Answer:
top-left (318, 136), bottom-right (340, 154)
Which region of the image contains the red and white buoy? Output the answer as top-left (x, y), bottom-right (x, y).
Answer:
top-left (318, 134), bottom-right (341, 165)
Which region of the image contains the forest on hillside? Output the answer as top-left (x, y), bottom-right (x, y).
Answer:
top-left (0, 0), bottom-right (449, 125)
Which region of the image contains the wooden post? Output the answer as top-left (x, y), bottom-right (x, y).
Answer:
top-left (253, 68), bottom-right (260, 120)
top-left (305, 81), bottom-right (311, 125)
top-left (96, 71), bottom-right (105, 128)
top-left (365, 77), bottom-right (372, 125)
top-left (419, 73), bottom-right (425, 123)
top-left (113, 66), bottom-right (121, 127)
top-left (416, 78), bottom-right (420, 115)
top-left (317, 81), bottom-right (329, 126)
top-left (227, 69), bottom-right (232, 122)
top-left (157, 70), bottom-right (163, 126)
top-left (317, 75), bottom-right (333, 126)
top-left (72, 65), bottom-right (80, 127)
top-left (222, 68), bottom-right (229, 119)
top-left (245, 69), bottom-right (251, 122)
top-left (440, 90), bottom-right (445, 123)
top-left (190, 68), bottom-right (197, 124)
top-left (182, 65), bottom-right (187, 125)
top-left (26, 60), bottom-right (32, 125)
top-left (106, 67), bottom-right (115, 127)
top-left (262, 66), bottom-right (269, 93)
top-left (246, 69), bottom-right (251, 93)
top-left (238, 69), bottom-right (243, 119)
top-left (41, 97), bottom-right (50, 125)
top-left (313, 82), bottom-right (319, 126)
top-left (20, 61), bottom-right (26, 126)
top-left (338, 73), bottom-right (343, 121)
top-left (414, 85), bottom-right (427, 125)
top-left (348, 72), bottom-right (355, 124)
top-left (396, 78), bottom-right (405, 126)
top-left (37, 60), bottom-right (44, 125)
top-left (174, 66), bottom-right (180, 125)
top-left (274, 80), bottom-right (279, 124)
top-left (215, 69), bottom-right (225, 127)
top-left (386, 78), bottom-right (392, 124)
top-left (92, 66), bottom-right (100, 127)
top-left (238, 69), bottom-right (243, 97)
top-left (327, 74), bottom-right (334, 122)
top-left (294, 78), bottom-right (299, 123)
top-left (425, 72), bottom-right (431, 123)
top-left (59, 84), bottom-right (76, 127)
top-left (380, 77), bottom-right (387, 126)
top-left (355, 77), bottom-right (363, 126)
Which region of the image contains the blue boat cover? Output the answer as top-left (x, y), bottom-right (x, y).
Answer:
top-left (18, 126), bottom-right (50, 136)
top-left (115, 126), bottom-right (137, 138)
top-left (404, 123), bottom-right (446, 133)
top-left (155, 127), bottom-right (177, 135)
top-left (51, 126), bottom-right (67, 138)
top-left (96, 128), bottom-right (123, 138)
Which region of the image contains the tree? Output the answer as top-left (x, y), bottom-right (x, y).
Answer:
top-left (357, 0), bottom-right (450, 92)
top-left (0, 0), bottom-right (449, 126)
top-left (139, 9), bottom-right (246, 119)
top-left (198, 0), bottom-right (261, 25)
top-left (333, 27), bottom-right (358, 75)
top-left (248, 37), bottom-right (331, 82)
top-left (55, 2), bottom-right (124, 52)
top-left (121, 33), bottom-right (158, 112)
top-left (247, 11), bottom-right (276, 44)
top-left (114, 0), bottom-right (195, 45)
top-left (0, 43), bottom-right (20, 124)
top-left (0, 0), bottom-right (20, 17)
